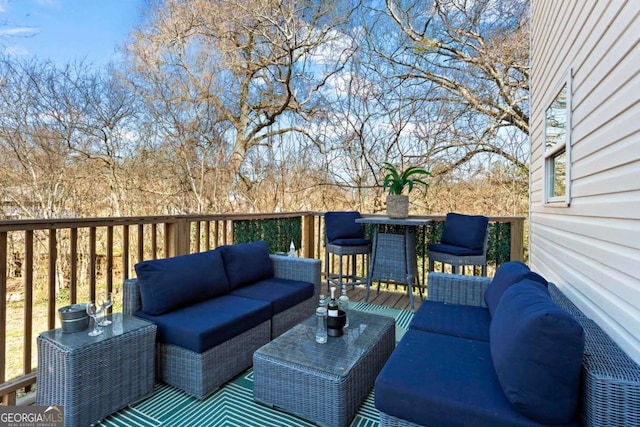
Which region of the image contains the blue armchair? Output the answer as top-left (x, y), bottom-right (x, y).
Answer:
top-left (427, 212), bottom-right (490, 275)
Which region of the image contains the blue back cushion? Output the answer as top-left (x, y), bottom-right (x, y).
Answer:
top-left (134, 250), bottom-right (229, 315)
top-left (440, 212), bottom-right (489, 250)
top-left (324, 211), bottom-right (364, 243)
top-left (484, 261), bottom-right (549, 317)
top-left (490, 279), bottom-right (585, 425)
top-left (220, 240), bottom-right (274, 290)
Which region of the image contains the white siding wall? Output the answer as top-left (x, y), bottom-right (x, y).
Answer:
top-left (530, 1), bottom-right (640, 363)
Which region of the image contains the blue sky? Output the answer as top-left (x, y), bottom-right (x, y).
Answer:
top-left (0, 0), bottom-right (147, 66)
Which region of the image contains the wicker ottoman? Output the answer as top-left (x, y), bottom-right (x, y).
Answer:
top-left (253, 310), bottom-right (395, 427)
top-left (37, 314), bottom-right (156, 427)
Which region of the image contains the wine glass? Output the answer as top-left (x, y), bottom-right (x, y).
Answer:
top-left (98, 292), bottom-right (113, 326)
top-left (86, 302), bottom-right (104, 336)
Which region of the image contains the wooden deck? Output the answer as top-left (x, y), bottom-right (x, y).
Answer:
top-left (344, 283), bottom-right (423, 311)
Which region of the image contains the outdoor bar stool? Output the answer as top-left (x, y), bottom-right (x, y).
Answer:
top-left (427, 212), bottom-right (490, 275)
top-left (324, 211), bottom-right (371, 292)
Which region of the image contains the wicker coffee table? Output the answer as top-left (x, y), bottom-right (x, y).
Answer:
top-left (37, 313), bottom-right (156, 427)
top-left (253, 310), bottom-right (395, 427)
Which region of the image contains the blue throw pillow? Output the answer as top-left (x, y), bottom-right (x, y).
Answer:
top-left (324, 211), bottom-right (364, 243)
top-left (135, 249), bottom-right (229, 315)
top-left (219, 240), bottom-right (274, 290)
top-left (484, 261), bottom-right (550, 317)
top-left (440, 212), bottom-right (489, 251)
top-left (489, 279), bottom-right (585, 424)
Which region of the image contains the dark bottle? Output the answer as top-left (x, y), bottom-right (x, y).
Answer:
top-left (328, 286), bottom-right (339, 317)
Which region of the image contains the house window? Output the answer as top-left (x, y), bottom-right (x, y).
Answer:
top-left (544, 70), bottom-right (572, 205)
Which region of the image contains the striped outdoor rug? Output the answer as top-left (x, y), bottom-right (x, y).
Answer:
top-left (99, 303), bottom-right (413, 427)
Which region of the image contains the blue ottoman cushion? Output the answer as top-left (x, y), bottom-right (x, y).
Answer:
top-left (220, 240), bottom-right (274, 290)
top-left (230, 277), bottom-right (314, 315)
top-left (134, 249), bottom-right (229, 315)
top-left (375, 329), bottom-right (574, 427)
top-left (440, 212), bottom-right (489, 251)
top-left (409, 300), bottom-right (491, 341)
top-left (135, 295), bottom-right (271, 353)
top-left (484, 261), bottom-right (549, 317)
top-left (490, 279), bottom-right (585, 425)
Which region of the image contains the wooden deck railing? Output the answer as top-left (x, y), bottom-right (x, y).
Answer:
top-left (0, 212), bottom-right (524, 405)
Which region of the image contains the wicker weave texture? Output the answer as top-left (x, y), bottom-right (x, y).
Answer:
top-left (36, 317), bottom-right (156, 427)
top-left (426, 272), bottom-right (490, 307)
top-left (254, 312), bottom-right (395, 427)
top-left (157, 320), bottom-right (270, 399)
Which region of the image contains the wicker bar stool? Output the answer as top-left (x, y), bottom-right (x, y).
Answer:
top-left (324, 211), bottom-right (371, 292)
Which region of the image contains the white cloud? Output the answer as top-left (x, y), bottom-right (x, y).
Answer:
top-left (0, 0), bottom-right (8, 13)
top-left (0, 27), bottom-right (39, 37)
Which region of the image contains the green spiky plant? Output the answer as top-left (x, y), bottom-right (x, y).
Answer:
top-left (382, 162), bottom-right (432, 195)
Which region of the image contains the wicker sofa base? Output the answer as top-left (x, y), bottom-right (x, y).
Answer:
top-left (157, 320), bottom-right (271, 399)
top-left (272, 297), bottom-right (317, 338)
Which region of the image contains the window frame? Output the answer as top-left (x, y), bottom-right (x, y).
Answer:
top-left (543, 68), bottom-right (572, 206)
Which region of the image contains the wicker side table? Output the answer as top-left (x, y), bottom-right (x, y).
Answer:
top-left (253, 310), bottom-right (395, 427)
top-left (37, 313), bottom-right (156, 427)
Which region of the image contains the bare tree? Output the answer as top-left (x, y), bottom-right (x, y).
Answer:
top-left (374, 0), bottom-right (529, 174)
top-left (124, 0), bottom-right (358, 212)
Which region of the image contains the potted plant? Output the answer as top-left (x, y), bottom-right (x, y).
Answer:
top-left (382, 162), bottom-right (431, 218)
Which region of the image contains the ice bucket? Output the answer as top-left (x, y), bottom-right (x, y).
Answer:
top-left (58, 303), bottom-right (89, 333)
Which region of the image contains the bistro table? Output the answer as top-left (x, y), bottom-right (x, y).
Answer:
top-left (356, 216), bottom-right (431, 311)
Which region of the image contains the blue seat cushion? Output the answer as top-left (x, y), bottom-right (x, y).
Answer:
top-left (484, 261), bottom-right (549, 317)
top-left (134, 249), bottom-right (229, 315)
top-left (219, 241), bottom-right (274, 290)
top-left (427, 243), bottom-right (484, 256)
top-left (325, 211), bottom-right (365, 243)
top-left (230, 277), bottom-right (314, 315)
top-left (135, 295), bottom-right (271, 353)
top-left (440, 212), bottom-right (489, 251)
top-left (375, 329), bottom-right (576, 427)
top-left (329, 237), bottom-right (370, 247)
top-left (409, 300), bottom-right (491, 341)
top-left (490, 280), bottom-right (585, 425)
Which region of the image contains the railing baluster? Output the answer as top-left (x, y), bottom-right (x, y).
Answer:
top-left (70, 228), bottom-right (77, 304)
top-left (137, 224), bottom-right (144, 263)
top-left (151, 223), bottom-right (157, 259)
top-left (107, 226), bottom-right (114, 294)
top-left (122, 225), bottom-right (130, 281)
top-left (0, 231), bottom-right (7, 384)
top-left (195, 221), bottom-right (201, 253)
top-left (48, 229), bottom-right (56, 330)
top-left (90, 227), bottom-right (96, 302)
top-left (205, 221), bottom-right (211, 250)
top-left (24, 230), bottom-right (34, 382)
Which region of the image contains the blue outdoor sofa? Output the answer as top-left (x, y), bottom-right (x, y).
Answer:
top-left (375, 262), bottom-right (640, 427)
top-left (123, 240), bottom-right (321, 399)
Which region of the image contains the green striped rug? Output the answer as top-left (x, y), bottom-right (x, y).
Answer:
top-left (99, 303), bottom-right (413, 427)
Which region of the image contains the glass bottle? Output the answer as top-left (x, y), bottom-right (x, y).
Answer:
top-left (315, 296), bottom-right (328, 344)
top-left (338, 285), bottom-right (350, 328)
